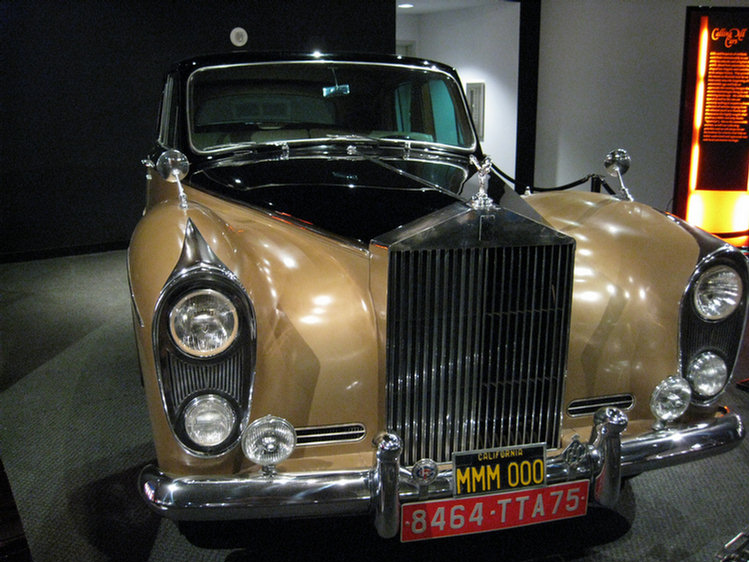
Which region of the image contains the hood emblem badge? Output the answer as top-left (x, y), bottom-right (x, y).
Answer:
top-left (469, 155), bottom-right (496, 209)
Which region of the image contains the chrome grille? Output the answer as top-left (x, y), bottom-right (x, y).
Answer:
top-left (386, 242), bottom-right (574, 466)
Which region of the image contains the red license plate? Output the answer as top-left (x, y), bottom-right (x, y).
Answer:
top-left (401, 480), bottom-right (589, 542)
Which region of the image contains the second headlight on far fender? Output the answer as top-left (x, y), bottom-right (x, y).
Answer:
top-left (693, 265), bottom-right (743, 321)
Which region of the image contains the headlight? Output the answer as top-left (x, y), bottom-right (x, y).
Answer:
top-left (693, 265), bottom-right (743, 321)
top-left (686, 351), bottom-right (728, 400)
top-left (650, 375), bottom-right (691, 422)
top-left (183, 394), bottom-right (237, 448)
top-left (169, 289), bottom-right (238, 356)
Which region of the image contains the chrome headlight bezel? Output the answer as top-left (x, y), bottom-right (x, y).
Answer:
top-left (178, 392), bottom-right (241, 454)
top-left (686, 350), bottom-right (729, 401)
top-left (152, 221), bottom-right (257, 458)
top-left (156, 273), bottom-right (255, 456)
top-left (169, 288), bottom-right (239, 358)
top-left (692, 264), bottom-right (743, 322)
top-left (680, 248), bottom-right (749, 407)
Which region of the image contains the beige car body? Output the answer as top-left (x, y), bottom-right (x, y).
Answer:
top-left (131, 176), bottom-right (718, 476)
top-left (131, 53), bottom-right (747, 537)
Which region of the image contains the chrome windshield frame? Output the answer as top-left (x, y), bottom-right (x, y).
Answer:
top-left (185, 59), bottom-right (479, 156)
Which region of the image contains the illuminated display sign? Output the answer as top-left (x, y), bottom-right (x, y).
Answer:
top-left (675, 7), bottom-right (749, 248)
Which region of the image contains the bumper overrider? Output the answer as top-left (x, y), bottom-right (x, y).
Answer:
top-left (139, 407), bottom-right (744, 538)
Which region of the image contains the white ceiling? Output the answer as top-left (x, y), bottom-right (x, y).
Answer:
top-left (396, 0), bottom-right (503, 15)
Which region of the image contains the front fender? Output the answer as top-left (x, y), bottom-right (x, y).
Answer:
top-left (129, 200), bottom-right (247, 474)
top-left (129, 193), bottom-right (381, 475)
top-left (526, 192), bottom-right (702, 422)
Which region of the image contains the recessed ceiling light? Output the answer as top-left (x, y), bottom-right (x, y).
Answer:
top-left (398, 3), bottom-right (415, 8)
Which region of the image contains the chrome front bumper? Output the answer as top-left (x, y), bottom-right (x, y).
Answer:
top-left (139, 407), bottom-right (744, 538)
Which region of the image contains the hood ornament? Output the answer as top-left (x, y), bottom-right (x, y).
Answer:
top-left (469, 155), bottom-right (496, 209)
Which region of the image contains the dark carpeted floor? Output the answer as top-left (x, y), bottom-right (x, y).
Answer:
top-left (1, 250), bottom-right (748, 561)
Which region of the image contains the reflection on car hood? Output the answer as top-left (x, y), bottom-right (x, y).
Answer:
top-left (190, 156), bottom-right (472, 244)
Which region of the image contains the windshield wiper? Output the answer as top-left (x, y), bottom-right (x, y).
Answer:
top-left (325, 133), bottom-right (425, 144)
top-left (324, 133), bottom-right (382, 143)
top-left (202, 142), bottom-right (253, 152)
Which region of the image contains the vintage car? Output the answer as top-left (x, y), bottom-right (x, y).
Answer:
top-left (129, 52), bottom-right (748, 541)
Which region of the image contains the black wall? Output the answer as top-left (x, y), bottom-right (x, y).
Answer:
top-left (1, 0), bottom-right (395, 260)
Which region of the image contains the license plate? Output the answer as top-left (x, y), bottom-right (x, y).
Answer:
top-left (453, 443), bottom-right (546, 496)
top-left (401, 480), bottom-right (589, 542)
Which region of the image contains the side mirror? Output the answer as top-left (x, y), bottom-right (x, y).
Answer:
top-left (156, 149), bottom-right (189, 183)
top-left (603, 149), bottom-right (633, 201)
top-left (604, 149), bottom-right (630, 177)
top-left (156, 149), bottom-right (190, 209)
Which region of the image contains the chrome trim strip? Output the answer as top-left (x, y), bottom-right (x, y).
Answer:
top-left (126, 251), bottom-right (144, 329)
top-left (139, 408), bottom-right (744, 536)
top-left (159, 219), bottom-right (240, 292)
top-left (715, 524), bottom-right (749, 561)
top-left (567, 394), bottom-right (635, 417)
top-left (295, 423), bottom-right (367, 446)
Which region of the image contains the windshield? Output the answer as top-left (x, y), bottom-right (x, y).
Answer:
top-left (187, 61), bottom-right (476, 152)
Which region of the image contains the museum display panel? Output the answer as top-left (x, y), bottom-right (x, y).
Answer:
top-left (675, 7), bottom-right (749, 249)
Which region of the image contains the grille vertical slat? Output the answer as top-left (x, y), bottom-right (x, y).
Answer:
top-left (387, 241), bottom-right (573, 466)
top-left (165, 347), bottom-right (247, 408)
top-left (550, 245), bottom-right (568, 443)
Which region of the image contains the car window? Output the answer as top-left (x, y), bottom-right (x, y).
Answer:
top-left (429, 79), bottom-right (461, 146)
top-left (195, 92), bottom-right (335, 128)
top-left (187, 62), bottom-right (475, 152)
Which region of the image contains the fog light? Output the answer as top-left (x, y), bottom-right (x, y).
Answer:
top-left (687, 351), bottom-right (728, 400)
top-left (183, 394), bottom-right (237, 448)
top-left (650, 376), bottom-right (691, 422)
top-left (242, 415), bottom-right (296, 469)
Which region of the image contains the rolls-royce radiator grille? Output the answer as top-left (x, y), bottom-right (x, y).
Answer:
top-left (386, 243), bottom-right (574, 466)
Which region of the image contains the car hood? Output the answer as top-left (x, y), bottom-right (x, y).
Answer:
top-left (188, 154), bottom-right (529, 245)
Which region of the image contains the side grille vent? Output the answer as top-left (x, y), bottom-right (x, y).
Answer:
top-left (386, 241), bottom-right (574, 466)
top-left (296, 423), bottom-right (367, 446)
top-left (567, 394), bottom-right (635, 417)
top-left (165, 347), bottom-right (248, 408)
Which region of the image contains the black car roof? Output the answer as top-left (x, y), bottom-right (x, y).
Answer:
top-left (171, 51), bottom-right (459, 76)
